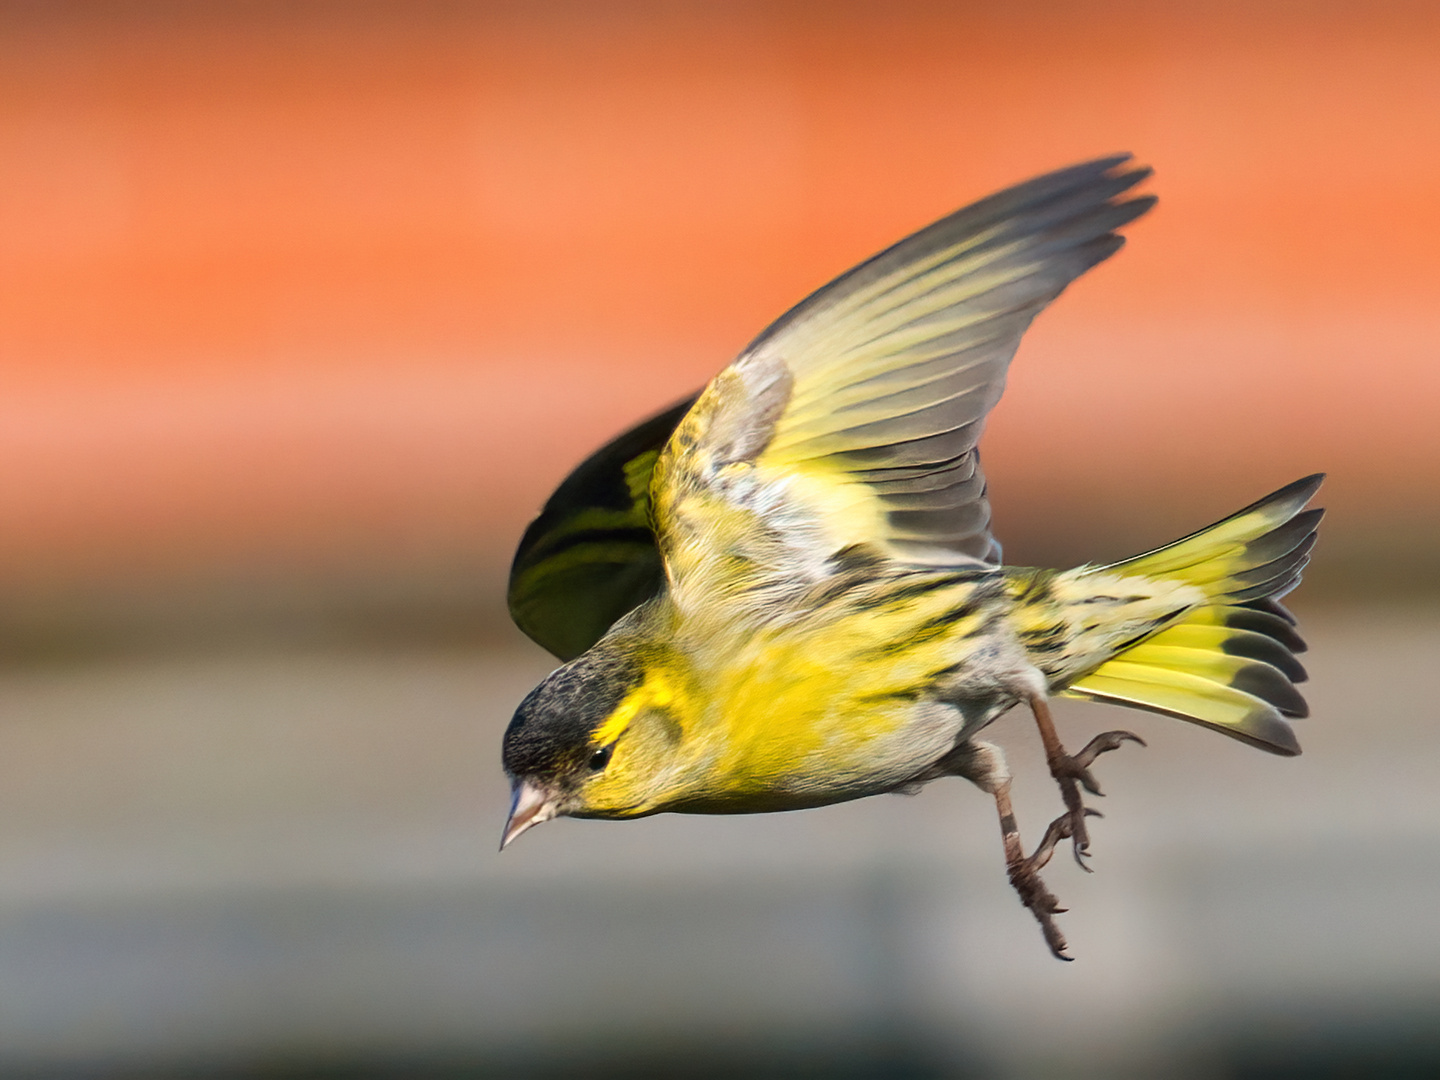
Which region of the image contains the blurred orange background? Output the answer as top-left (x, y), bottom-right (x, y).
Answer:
top-left (4, 7), bottom-right (1440, 1075)
top-left (2, 0), bottom-right (1438, 641)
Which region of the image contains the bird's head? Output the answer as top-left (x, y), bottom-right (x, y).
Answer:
top-left (500, 640), bottom-right (693, 849)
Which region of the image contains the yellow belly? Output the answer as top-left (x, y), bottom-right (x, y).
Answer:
top-left (675, 581), bottom-right (999, 809)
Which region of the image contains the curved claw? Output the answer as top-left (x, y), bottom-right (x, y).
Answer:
top-left (1073, 730), bottom-right (1146, 768)
top-left (1067, 730), bottom-right (1146, 796)
top-left (1071, 807), bottom-right (1104, 870)
top-left (1026, 813), bottom-right (1075, 873)
top-left (1041, 917), bottom-right (1073, 961)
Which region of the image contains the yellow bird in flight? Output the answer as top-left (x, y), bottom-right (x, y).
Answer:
top-left (501, 155), bottom-right (1322, 958)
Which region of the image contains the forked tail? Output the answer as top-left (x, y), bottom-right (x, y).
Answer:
top-left (1061, 474), bottom-right (1325, 755)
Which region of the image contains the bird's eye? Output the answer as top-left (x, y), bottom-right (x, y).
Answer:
top-left (587, 745), bottom-right (614, 771)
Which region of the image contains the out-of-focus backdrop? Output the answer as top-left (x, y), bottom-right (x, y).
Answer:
top-left (1, 2), bottom-right (1437, 1077)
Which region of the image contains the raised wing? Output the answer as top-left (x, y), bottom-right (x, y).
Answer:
top-left (509, 396), bottom-right (696, 660)
top-left (652, 156), bottom-right (1155, 612)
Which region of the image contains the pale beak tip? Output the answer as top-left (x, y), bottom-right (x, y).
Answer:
top-left (499, 779), bottom-right (556, 852)
top-left (498, 819), bottom-right (525, 852)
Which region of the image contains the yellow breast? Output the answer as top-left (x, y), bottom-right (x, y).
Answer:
top-left (677, 576), bottom-right (997, 807)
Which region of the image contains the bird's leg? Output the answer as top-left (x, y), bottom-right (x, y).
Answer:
top-left (1027, 695), bottom-right (1144, 868)
top-left (994, 780), bottom-right (1091, 960)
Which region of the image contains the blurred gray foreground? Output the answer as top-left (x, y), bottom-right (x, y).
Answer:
top-left (0, 606), bottom-right (1437, 1078)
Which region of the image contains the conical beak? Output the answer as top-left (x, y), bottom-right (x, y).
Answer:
top-left (500, 779), bottom-right (558, 851)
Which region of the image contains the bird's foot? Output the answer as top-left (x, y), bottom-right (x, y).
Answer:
top-left (1004, 809), bottom-right (1098, 961)
top-left (1028, 694), bottom-right (1145, 869)
top-left (1045, 729), bottom-right (1144, 868)
top-left (995, 782), bottom-right (1102, 960)
top-left (1057, 730), bottom-right (1148, 797)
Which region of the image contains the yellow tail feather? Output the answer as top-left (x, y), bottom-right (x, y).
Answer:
top-left (1094, 473), bottom-right (1324, 603)
top-left (1060, 476), bottom-right (1324, 755)
top-left (1063, 609), bottom-right (1306, 754)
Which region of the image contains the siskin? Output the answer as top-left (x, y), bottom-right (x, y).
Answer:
top-left (500, 155), bottom-right (1322, 958)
